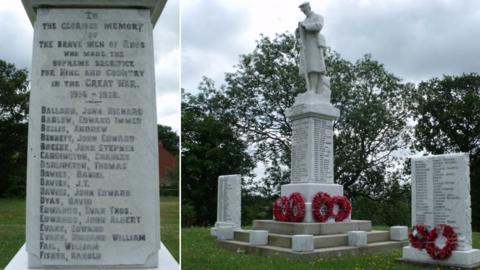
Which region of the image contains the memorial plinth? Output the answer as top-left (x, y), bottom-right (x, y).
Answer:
top-left (19, 1), bottom-right (171, 268)
top-left (282, 92), bottom-right (345, 223)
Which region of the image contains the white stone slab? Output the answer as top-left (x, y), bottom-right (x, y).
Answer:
top-left (26, 8), bottom-right (160, 268)
top-left (292, 234), bottom-right (314, 252)
top-left (402, 246), bottom-right (480, 268)
top-left (390, 226), bottom-right (408, 241)
top-left (5, 243), bottom-right (178, 270)
top-left (215, 175), bottom-right (241, 228)
top-left (249, 230), bottom-right (269, 246)
top-left (348, 231), bottom-right (367, 247)
top-left (216, 226), bottom-right (234, 240)
top-left (411, 153), bottom-right (472, 250)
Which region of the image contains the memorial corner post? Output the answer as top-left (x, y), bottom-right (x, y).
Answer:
top-left (22, 0), bottom-right (167, 268)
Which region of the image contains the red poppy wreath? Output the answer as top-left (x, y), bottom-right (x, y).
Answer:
top-left (273, 196), bottom-right (290, 222)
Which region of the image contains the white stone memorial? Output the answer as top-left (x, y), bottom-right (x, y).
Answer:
top-left (212, 174), bottom-right (241, 235)
top-left (402, 153), bottom-right (480, 268)
top-left (17, 0), bottom-right (176, 269)
top-left (281, 2), bottom-right (344, 223)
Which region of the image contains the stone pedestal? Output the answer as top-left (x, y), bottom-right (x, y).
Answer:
top-left (292, 235), bottom-right (314, 252)
top-left (348, 231), bottom-right (367, 247)
top-left (281, 92), bottom-right (342, 222)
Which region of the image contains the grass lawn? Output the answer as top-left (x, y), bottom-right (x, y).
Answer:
top-left (181, 227), bottom-right (480, 270)
top-left (0, 196), bottom-right (179, 269)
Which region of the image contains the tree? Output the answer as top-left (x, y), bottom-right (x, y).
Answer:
top-left (221, 33), bottom-right (411, 202)
top-left (412, 73), bottom-right (480, 230)
top-left (181, 81), bottom-right (254, 226)
top-left (157, 124), bottom-right (179, 156)
top-left (0, 60), bottom-right (29, 197)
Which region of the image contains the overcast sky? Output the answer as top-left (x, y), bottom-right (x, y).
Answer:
top-left (182, 0), bottom-right (480, 92)
top-left (0, 0), bottom-right (180, 132)
top-left (2, 0), bottom-right (480, 132)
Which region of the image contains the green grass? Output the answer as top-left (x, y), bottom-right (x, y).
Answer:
top-left (0, 199), bottom-right (26, 269)
top-left (161, 196), bottom-right (179, 261)
top-left (182, 227), bottom-right (480, 270)
top-left (0, 196), bottom-right (179, 269)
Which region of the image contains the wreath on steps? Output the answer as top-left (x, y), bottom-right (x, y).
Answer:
top-left (288, 192), bottom-right (305, 222)
top-left (272, 196), bottom-right (290, 222)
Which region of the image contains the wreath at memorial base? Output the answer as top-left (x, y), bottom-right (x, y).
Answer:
top-left (329, 195), bottom-right (352, 222)
top-left (272, 196), bottom-right (290, 222)
top-left (312, 192), bottom-right (331, 222)
top-left (409, 224), bottom-right (430, 249)
top-left (425, 224), bottom-right (458, 260)
top-left (288, 192), bottom-right (305, 222)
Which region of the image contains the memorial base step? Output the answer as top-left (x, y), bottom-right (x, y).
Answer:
top-left (252, 219), bottom-right (371, 235)
top-left (218, 239), bottom-right (407, 259)
top-left (399, 246), bottom-right (480, 269)
top-left (233, 229), bottom-right (390, 249)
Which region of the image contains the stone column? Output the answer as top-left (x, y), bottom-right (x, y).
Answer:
top-left (281, 91), bottom-right (344, 222)
top-left (22, 1), bottom-right (167, 268)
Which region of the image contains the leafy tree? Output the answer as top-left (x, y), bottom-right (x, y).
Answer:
top-left (0, 60), bottom-right (29, 197)
top-left (157, 124), bottom-right (179, 156)
top-left (221, 33), bottom-right (411, 201)
top-left (412, 73), bottom-right (480, 229)
top-left (181, 81), bottom-right (254, 226)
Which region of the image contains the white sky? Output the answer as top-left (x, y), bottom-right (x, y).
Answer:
top-left (182, 0), bottom-right (480, 92)
top-left (0, 0), bottom-right (180, 132)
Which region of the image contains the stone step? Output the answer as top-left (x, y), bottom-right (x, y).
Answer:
top-left (252, 219), bottom-right (371, 235)
top-left (217, 239), bottom-right (408, 259)
top-left (234, 230), bottom-right (390, 249)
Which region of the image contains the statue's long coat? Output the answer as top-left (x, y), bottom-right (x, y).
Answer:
top-left (298, 11), bottom-right (326, 75)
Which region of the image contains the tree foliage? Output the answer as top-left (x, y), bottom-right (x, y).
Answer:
top-left (0, 60), bottom-right (29, 197)
top-left (181, 81), bottom-right (254, 226)
top-left (157, 124), bottom-right (179, 156)
top-left (412, 73), bottom-right (480, 229)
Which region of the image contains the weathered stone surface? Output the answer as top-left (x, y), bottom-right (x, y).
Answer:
top-left (348, 231), bottom-right (367, 247)
top-left (216, 226), bottom-right (235, 240)
top-left (26, 8), bottom-right (159, 268)
top-left (214, 175), bottom-right (241, 228)
top-left (411, 153), bottom-right (472, 250)
top-left (249, 230), bottom-right (269, 246)
top-left (404, 153), bottom-right (480, 267)
top-left (22, 0), bottom-right (167, 26)
top-left (287, 96), bottom-right (338, 184)
top-left (292, 235), bottom-right (314, 252)
top-left (390, 226), bottom-right (408, 241)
